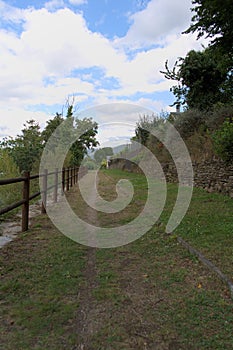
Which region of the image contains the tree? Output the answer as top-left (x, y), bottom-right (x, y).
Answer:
top-left (1, 120), bottom-right (42, 172)
top-left (135, 114), bottom-right (166, 144)
top-left (42, 104), bottom-right (99, 166)
top-left (0, 148), bottom-right (19, 178)
top-left (161, 1), bottom-right (233, 110)
top-left (94, 147), bottom-right (113, 164)
top-left (184, 0), bottom-right (233, 57)
top-left (161, 49), bottom-right (230, 110)
top-left (42, 113), bottom-right (64, 144)
top-left (70, 117), bottom-right (99, 166)
top-left (0, 100), bottom-right (99, 172)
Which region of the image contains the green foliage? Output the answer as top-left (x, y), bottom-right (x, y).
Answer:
top-left (212, 119), bottom-right (233, 162)
top-left (70, 116), bottom-right (99, 166)
top-left (41, 113), bottom-right (64, 145)
top-left (173, 109), bottom-right (206, 138)
top-left (81, 156), bottom-right (98, 170)
top-left (205, 104), bottom-right (233, 131)
top-left (161, 1), bottom-right (233, 111)
top-left (0, 100), bottom-right (99, 174)
top-left (1, 120), bottom-right (42, 173)
top-left (0, 149), bottom-right (21, 208)
top-left (135, 114), bottom-right (166, 145)
top-left (0, 149), bottom-right (19, 178)
top-left (161, 49), bottom-right (231, 110)
top-left (184, 0), bottom-right (233, 57)
top-left (100, 159), bottom-right (107, 169)
top-left (36, 104), bottom-right (99, 167)
top-left (94, 147), bottom-right (113, 164)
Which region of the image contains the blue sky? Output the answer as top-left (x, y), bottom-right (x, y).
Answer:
top-left (0, 0), bottom-right (208, 144)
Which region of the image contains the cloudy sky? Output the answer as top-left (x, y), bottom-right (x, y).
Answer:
top-left (0, 0), bottom-right (208, 145)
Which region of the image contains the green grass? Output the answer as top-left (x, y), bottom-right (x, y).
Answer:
top-left (0, 176), bottom-right (40, 223)
top-left (102, 169), bottom-right (233, 279)
top-left (0, 169), bottom-right (233, 349)
top-left (0, 217), bottom-right (86, 349)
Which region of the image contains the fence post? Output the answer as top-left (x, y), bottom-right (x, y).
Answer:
top-left (66, 168), bottom-right (70, 191)
top-left (76, 166), bottom-right (78, 183)
top-left (54, 168), bottom-right (58, 203)
top-left (74, 166), bottom-right (76, 185)
top-left (70, 167), bottom-right (72, 187)
top-left (62, 167), bottom-right (65, 195)
top-left (72, 167), bottom-right (74, 186)
top-left (41, 169), bottom-right (48, 214)
top-left (73, 167), bottom-right (76, 185)
top-left (22, 171), bottom-right (30, 232)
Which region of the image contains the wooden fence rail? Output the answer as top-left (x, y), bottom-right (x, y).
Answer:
top-left (0, 166), bottom-right (87, 232)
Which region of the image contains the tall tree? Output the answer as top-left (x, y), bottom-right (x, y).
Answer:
top-left (184, 0), bottom-right (233, 57)
top-left (41, 113), bottom-right (64, 145)
top-left (161, 48), bottom-right (230, 110)
top-left (70, 115), bottom-right (99, 166)
top-left (42, 104), bottom-right (99, 166)
top-left (1, 120), bottom-right (42, 172)
top-left (161, 0), bottom-right (233, 110)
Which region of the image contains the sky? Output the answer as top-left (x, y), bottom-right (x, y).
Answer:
top-left (0, 0), bottom-right (208, 145)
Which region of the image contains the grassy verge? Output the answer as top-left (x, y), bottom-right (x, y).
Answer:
top-left (101, 169), bottom-right (233, 280)
top-left (0, 169), bottom-right (232, 349)
top-left (0, 215), bottom-right (86, 350)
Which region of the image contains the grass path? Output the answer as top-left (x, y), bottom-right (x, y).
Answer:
top-left (0, 169), bottom-right (233, 349)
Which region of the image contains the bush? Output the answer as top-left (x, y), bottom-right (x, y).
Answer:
top-left (212, 119), bottom-right (233, 162)
top-left (173, 109), bottom-right (206, 138)
top-left (0, 150), bottom-right (21, 210)
top-left (101, 159), bottom-right (107, 169)
top-left (206, 104), bottom-right (233, 131)
top-left (84, 160), bottom-right (98, 170)
top-left (0, 149), bottom-right (19, 178)
top-left (81, 156), bottom-right (98, 170)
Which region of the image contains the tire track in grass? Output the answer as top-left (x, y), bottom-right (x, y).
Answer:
top-left (74, 171), bottom-right (100, 349)
top-left (68, 170), bottom-right (233, 349)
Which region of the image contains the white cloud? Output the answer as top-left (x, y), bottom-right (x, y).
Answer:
top-left (45, 0), bottom-right (65, 11)
top-left (0, 0), bottom-right (25, 23)
top-left (20, 8), bottom-right (127, 76)
top-left (68, 0), bottom-right (87, 5)
top-left (0, 7), bottom-right (126, 109)
top-left (0, 107), bottom-right (51, 139)
top-left (0, 2), bottom-right (200, 110)
top-left (0, 0), bottom-right (210, 140)
top-left (97, 123), bottom-right (135, 147)
top-left (120, 0), bottom-right (192, 48)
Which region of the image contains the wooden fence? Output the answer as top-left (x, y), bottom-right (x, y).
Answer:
top-left (0, 166), bottom-right (87, 232)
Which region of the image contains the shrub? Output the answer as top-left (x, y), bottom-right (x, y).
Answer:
top-left (101, 159), bottom-right (107, 169)
top-left (206, 103), bottom-right (233, 131)
top-left (0, 150), bottom-right (21, 210)
top-left (212, 119), bottom-right (233, 162)
top-left (0, 149), bottom-right (19, 178)
top-left (173, 109), bottom-right (206, 138)
top-left (84, 160), bottom-right (98, 170)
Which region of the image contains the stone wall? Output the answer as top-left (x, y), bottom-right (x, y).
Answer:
top-left (194, 160), bottom-right (233, 197)
top-left (109, 159), bottom-right (142, 174)
top-left (109, 158), bottom-right (233, 198)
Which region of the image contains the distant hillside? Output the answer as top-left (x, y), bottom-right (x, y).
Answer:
top-left (89, 144), bottom-right (129, 159)
top-left (112, 144), bottom-right (128, 155)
